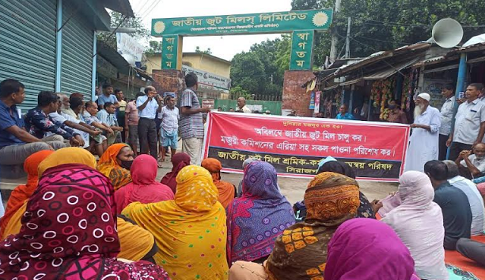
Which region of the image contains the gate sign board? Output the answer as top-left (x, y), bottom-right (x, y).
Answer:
top-left (151, 9), bottom-right (333, 71)
top-left (203, 112), bottom-right (410, 182)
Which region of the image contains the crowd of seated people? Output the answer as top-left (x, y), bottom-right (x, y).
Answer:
top-left (3, 78), bottom-right (485, 279)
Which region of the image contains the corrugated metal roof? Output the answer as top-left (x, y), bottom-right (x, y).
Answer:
top-left (363, 57), bottom-right (420, 80)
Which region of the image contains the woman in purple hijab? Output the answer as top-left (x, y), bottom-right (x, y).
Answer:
top-left (325, 218), bottom-right (419, 280)
top-left (226, 161), bottom-right (296, 265)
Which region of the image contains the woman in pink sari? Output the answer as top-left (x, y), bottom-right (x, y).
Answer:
top-left (115, 155), bottom-right (174, 214)
top-left (325, 218), bottom-right (419, 280)
top-left (160, 152), bottom-right (191, 193)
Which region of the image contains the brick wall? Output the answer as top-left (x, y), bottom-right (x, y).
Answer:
top-left (282, 70), bottom-right (315, 117)
top-left (152, 69), bottom-right (185, 96)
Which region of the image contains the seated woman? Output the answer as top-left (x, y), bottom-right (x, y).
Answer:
top-left (122, 165), bottom-right (229, 280)
top-left (229, 172), bottom-right (360, 280)
top-left (160, 152), bottom-right (191, 193)
top-left (115, 154), bottom-right (174, 214)
top-left (293, 158), bottom-right (375, 220)
top-left (1, 148), bottom-right (159, 263)
top-left (381, 171), bottom-right (448, 280)
top-left (202, 158), bottom-right (236, 208)
top-left (0, 150), bottom-right (53, 237)
top-left (0, 149), bottom-right (170, 279)
top-left (98, 143), bottom-right (134, 190)
top-left (226, 161), bottom-right (295, 265)
top-left (325, 219), bottom-right (419, 280)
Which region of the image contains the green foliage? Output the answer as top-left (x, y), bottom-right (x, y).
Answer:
top-left (145, 40), bottom-right (162, 55)
top-left (229, 86), bottom-right (253, 100)
top-left (291, 0), bottom-right (485, 59)
top-left (97, 12), bottom-right (149, 49)
top-left (230, 36), bottom-right (291, 99)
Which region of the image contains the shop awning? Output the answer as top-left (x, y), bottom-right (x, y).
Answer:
top-left (363, 57), bottom-right (420, 81)
top-left (340, 77), bottom-right (363, 86)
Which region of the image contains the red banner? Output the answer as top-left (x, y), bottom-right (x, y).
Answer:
top-left (203, 112), bottom-right (410, 182)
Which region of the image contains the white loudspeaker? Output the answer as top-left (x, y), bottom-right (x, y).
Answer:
top-left (431, 18), bottom-right (464, 48)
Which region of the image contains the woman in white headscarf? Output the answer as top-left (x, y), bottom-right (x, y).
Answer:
top-left (381, 171), bottom-right (448, 280)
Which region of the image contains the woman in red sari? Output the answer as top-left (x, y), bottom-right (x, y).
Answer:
top-left (115, 154), bottom-right (174, 214)
top-left (160, 152), bottom-right (191, 193)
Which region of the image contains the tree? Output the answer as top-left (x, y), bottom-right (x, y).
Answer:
top-left (97, 12), bottom-right (149, 49)
top-left (230, 52), bottom-right (266, 95)
top-left (195, 46), bottom-right (212, 54)
top-left (230, 86), bottom-right (253, 100)
top-left (145, 40), bottom-right (162, 54)
top-left (291, 0), bottom-right (485, 59)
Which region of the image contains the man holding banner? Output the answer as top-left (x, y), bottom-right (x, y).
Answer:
top-left (405, 93), bottom-right (441, 172)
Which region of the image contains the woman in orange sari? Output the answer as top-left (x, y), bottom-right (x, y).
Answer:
top-left (0, 150), bottom-right (53, 237)
top-left (98, 143), bottom-right (134, 190)
top-left (202, 158), bottom-right (236, 208)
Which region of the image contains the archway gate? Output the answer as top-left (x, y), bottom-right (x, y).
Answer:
top-left (151, 9), bottom-right (333, 71)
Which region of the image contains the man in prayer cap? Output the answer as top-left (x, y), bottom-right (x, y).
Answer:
top-left (404, 93), bottom-right (442, 172)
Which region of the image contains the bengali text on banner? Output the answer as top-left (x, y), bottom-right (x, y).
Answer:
top-left (202, 112), bottom-right (411, 182)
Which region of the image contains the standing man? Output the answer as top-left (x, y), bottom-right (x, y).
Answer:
top-left (237, 97), bottom-right (252, 113)
top-left (97, 84), bottom-right (119, 108)
top-left (405, 93), bottom-right (441, 172)
top-left (137, 86), bottom-right (161, 159)
top-left (387, 100), bottom-right (408, 124)
top-left (439, 84), bottom-right (455, 160)
top-left (125, 93), bottom-right (142, 156)
top-left (159, 95), bottom-right (179, 166)
top-left (336, 104), bottom-right (354, 120)
top-left (115, 89), bottom-right (126, 142)
top-left (180, 72), bottom-right (210, 165)
top-left (448, 83), bottom-right (485, 161)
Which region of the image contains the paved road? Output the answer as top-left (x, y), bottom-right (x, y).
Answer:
top-left (156, 163), bottom-right (398, 205)
top-left (0, 162), bottom-right (398, 206)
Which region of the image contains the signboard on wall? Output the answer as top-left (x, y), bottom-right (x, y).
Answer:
top-left (182, 65), bottom-right (231, 90)
top-left (152, 10), bottom-right (333, 36)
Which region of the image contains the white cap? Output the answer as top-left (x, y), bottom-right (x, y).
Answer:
top-left (417, 93), bottom-right (431, 102)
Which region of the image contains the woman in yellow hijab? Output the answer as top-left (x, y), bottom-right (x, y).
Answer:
top-left (97, 143), bottom-right (134, 190)
top-left (122, 165), bottom-right (229, 280)
top-left (2, 147), bottom-right (157, 262)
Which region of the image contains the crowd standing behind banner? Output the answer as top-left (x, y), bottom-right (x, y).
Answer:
top-left (2, 75), bottom-right (485, 279)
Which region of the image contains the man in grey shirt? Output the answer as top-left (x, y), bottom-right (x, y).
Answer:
top-left (439, 84), bottom-right (455, 160)
top-left (180, 73), bottom-right (210, 165)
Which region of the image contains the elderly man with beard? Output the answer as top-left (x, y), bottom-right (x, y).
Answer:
top-left (455, 143), bottom-right (485, 179)
top-left (448, 83), bottom-right (485, 161)
top-left (404, 93), bottom-right (441, 172)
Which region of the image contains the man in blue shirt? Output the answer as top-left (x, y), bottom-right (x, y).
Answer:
top-left (425, 160), bottom-right (472, 250)
top-left (336, 104), bottom-right (355, 120)
top-left (25, 91), bottom-right (83, 147)
top-left (97, 102), bottom-right (123, 145)
top-left (97, 84), bottom-right (119, 108)
top-left (0, 79), bottom-right (65, 166)
top-left (137, 86), bottom-right (162, 159)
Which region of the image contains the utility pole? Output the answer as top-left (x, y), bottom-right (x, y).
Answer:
top-left (329, 0), bottom-right (342, 63)
top-left (345, 17), bottom-right (351, 58)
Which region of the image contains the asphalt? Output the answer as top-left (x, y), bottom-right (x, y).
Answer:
top-left (0, 159), bottom-right (398, 206)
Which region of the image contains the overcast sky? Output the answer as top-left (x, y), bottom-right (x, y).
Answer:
top-left (130, 0), bottom-right (293, 61)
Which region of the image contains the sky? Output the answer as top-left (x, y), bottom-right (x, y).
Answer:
top-left (129, 0), bottom-right (293, 61)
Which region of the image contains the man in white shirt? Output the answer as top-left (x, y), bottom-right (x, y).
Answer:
top-left (444, 160), bottom-right (485, 236)
top-left (237, 97), bottom-right (252, 113)
top-left (455, 143), bottom-right (485, 179)
top-left (137, 86), bottom-right (162, 159)
top-left (159, 95), bottom-right (179, 165)
top-left (97, 102), bottom-right (123, 145)
top-left (405, 93), bottom-right (441, 172)
top-left (439, 84), bottom-right (455, 160)
top-left (448, 83), bottom-right (485, 161)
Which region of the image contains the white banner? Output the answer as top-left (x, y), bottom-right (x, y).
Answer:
top-left (116, 33), bottom-right (144, 64)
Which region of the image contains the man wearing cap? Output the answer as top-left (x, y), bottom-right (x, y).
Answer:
top-left (404, 93), bottom-right (441, 172)
top-left (447, 83), bottom-right (485, 161)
